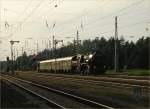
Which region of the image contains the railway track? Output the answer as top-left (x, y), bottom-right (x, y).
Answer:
top-left (1, 74), bottom-right (114, 109)
top-left (18, 71), bottom-right (150, 80)
top-left (100, 75), bottom-right (150, 80)
top-left (17, 71), bottom-right (149, 85)
top-left (1, 76), bottom-right (65, 109)
top-left (17, 72), bottom-right (150, 90)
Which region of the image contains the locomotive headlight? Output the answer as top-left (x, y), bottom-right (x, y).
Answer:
top-left (89, 54), bottom-right (93, 58)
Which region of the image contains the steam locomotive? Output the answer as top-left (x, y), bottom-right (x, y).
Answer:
top-left (38, 51), bottom-right (106, 75)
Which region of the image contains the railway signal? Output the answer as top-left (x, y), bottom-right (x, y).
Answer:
top-left (10, 40), bottom-right (20, 74)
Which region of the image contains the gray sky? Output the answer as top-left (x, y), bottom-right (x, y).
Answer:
top-left (0, 0), bottom-right (150, 61)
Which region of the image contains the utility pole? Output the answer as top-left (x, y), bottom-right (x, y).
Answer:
top-left (13, 46), bottom-right (16, 61)
top-left (54, 39), bottom-right (63, 57)
top-left (48, 40), bottom-right (51, 58)
top-left (64, 37), bottom-right (75, 53)
top-left (22, 46), bottom-right (24, 55)
top-left (49, 40), bottom-right (51, 50)
top-left (16, 48), bottom-right (19, 71)
top-left (54, 38), bottom-right (63, 73)
top-left (52, 35), bottom-right (55, 56)
top-left (76, 30), bottom-right (80, 55)
top-left (24, 40), bottom-right (28, 54)
top-left (77, 30), bottom-right (79, 44)
top-left (36, 41), bottom-right (39, 54)
top-left (24, 40), bottom-right (26, 53)
top-left (10, 40), bottom-right (19, 74)
top-left (114, 16), bottom-right (118, 73)
top-left (16, 48), bottom-right (18, 59)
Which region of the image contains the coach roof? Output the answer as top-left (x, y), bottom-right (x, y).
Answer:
top-left (39, 56), bottom-right (73, 63)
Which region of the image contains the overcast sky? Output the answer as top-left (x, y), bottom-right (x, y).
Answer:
top-left (0, 0), bottom-right (150, 61)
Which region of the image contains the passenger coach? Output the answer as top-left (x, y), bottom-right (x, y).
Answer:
top-left (38, 56), bottom-right (80, 73)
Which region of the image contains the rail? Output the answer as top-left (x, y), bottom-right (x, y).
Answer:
top-left (2, 74), bottom-right (114, 109)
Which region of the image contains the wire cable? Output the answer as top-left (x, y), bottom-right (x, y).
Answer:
top-left (52, 0), bottom-right (145, 38)
top-left (9, 0), bottom-right (46, 39)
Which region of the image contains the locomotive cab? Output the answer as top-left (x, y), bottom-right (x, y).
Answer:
top-left (71, 55), bottom-right (80, 73)
top-left (88, 51), bottom-right (106, 74)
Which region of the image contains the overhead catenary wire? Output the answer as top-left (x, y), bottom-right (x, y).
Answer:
top-left (8, 0), bottom-right (46, 39)
top-left (80, 0), bottom-right (145, 30)
top-left (2, 0), bottom-right (35, 37)
top-left (3, 8), bottom-right (22, 17)
top-left (31, 0), bottom-right (56, 20)
top-left (34, 0), bottom-right (64, 20)
top-left (2, 0), bottom-right (63, 51)
top-left (83, 16), bottom-right (150, 35)
top-left (1, 0), bottom-right (149, 55)
top-left (16, 0), bottom-right (35, 22)
top-left (82, 10), bottom-right (148, 32)
top-left (82, 18), bottom-right (150, 39)
top-left (51, 0), bottom-right (145, 39)
top-left (59, 0), bottom-right (147, 38)
top-left (56, 0), bottom-right (143, 30)
top-left (54, 18), bottom-right (150, 41)
top-left (6, 0), bottom-right (62, 40)
top-left (98, 19), bottom-right (150, 36)
top-left (53, 0), bottom-right (109, 29)
top-left (3, 0), bottom-right (109, 41)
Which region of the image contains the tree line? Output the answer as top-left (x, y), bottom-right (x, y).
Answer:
top-left (3, 36), bottom-right (149, 71)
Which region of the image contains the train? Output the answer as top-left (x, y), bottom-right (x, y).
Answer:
top-left (38, 51), bottom-right (106, 75)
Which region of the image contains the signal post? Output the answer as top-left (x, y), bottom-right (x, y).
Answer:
top-left (10, 40), bottom-right (19, 74)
